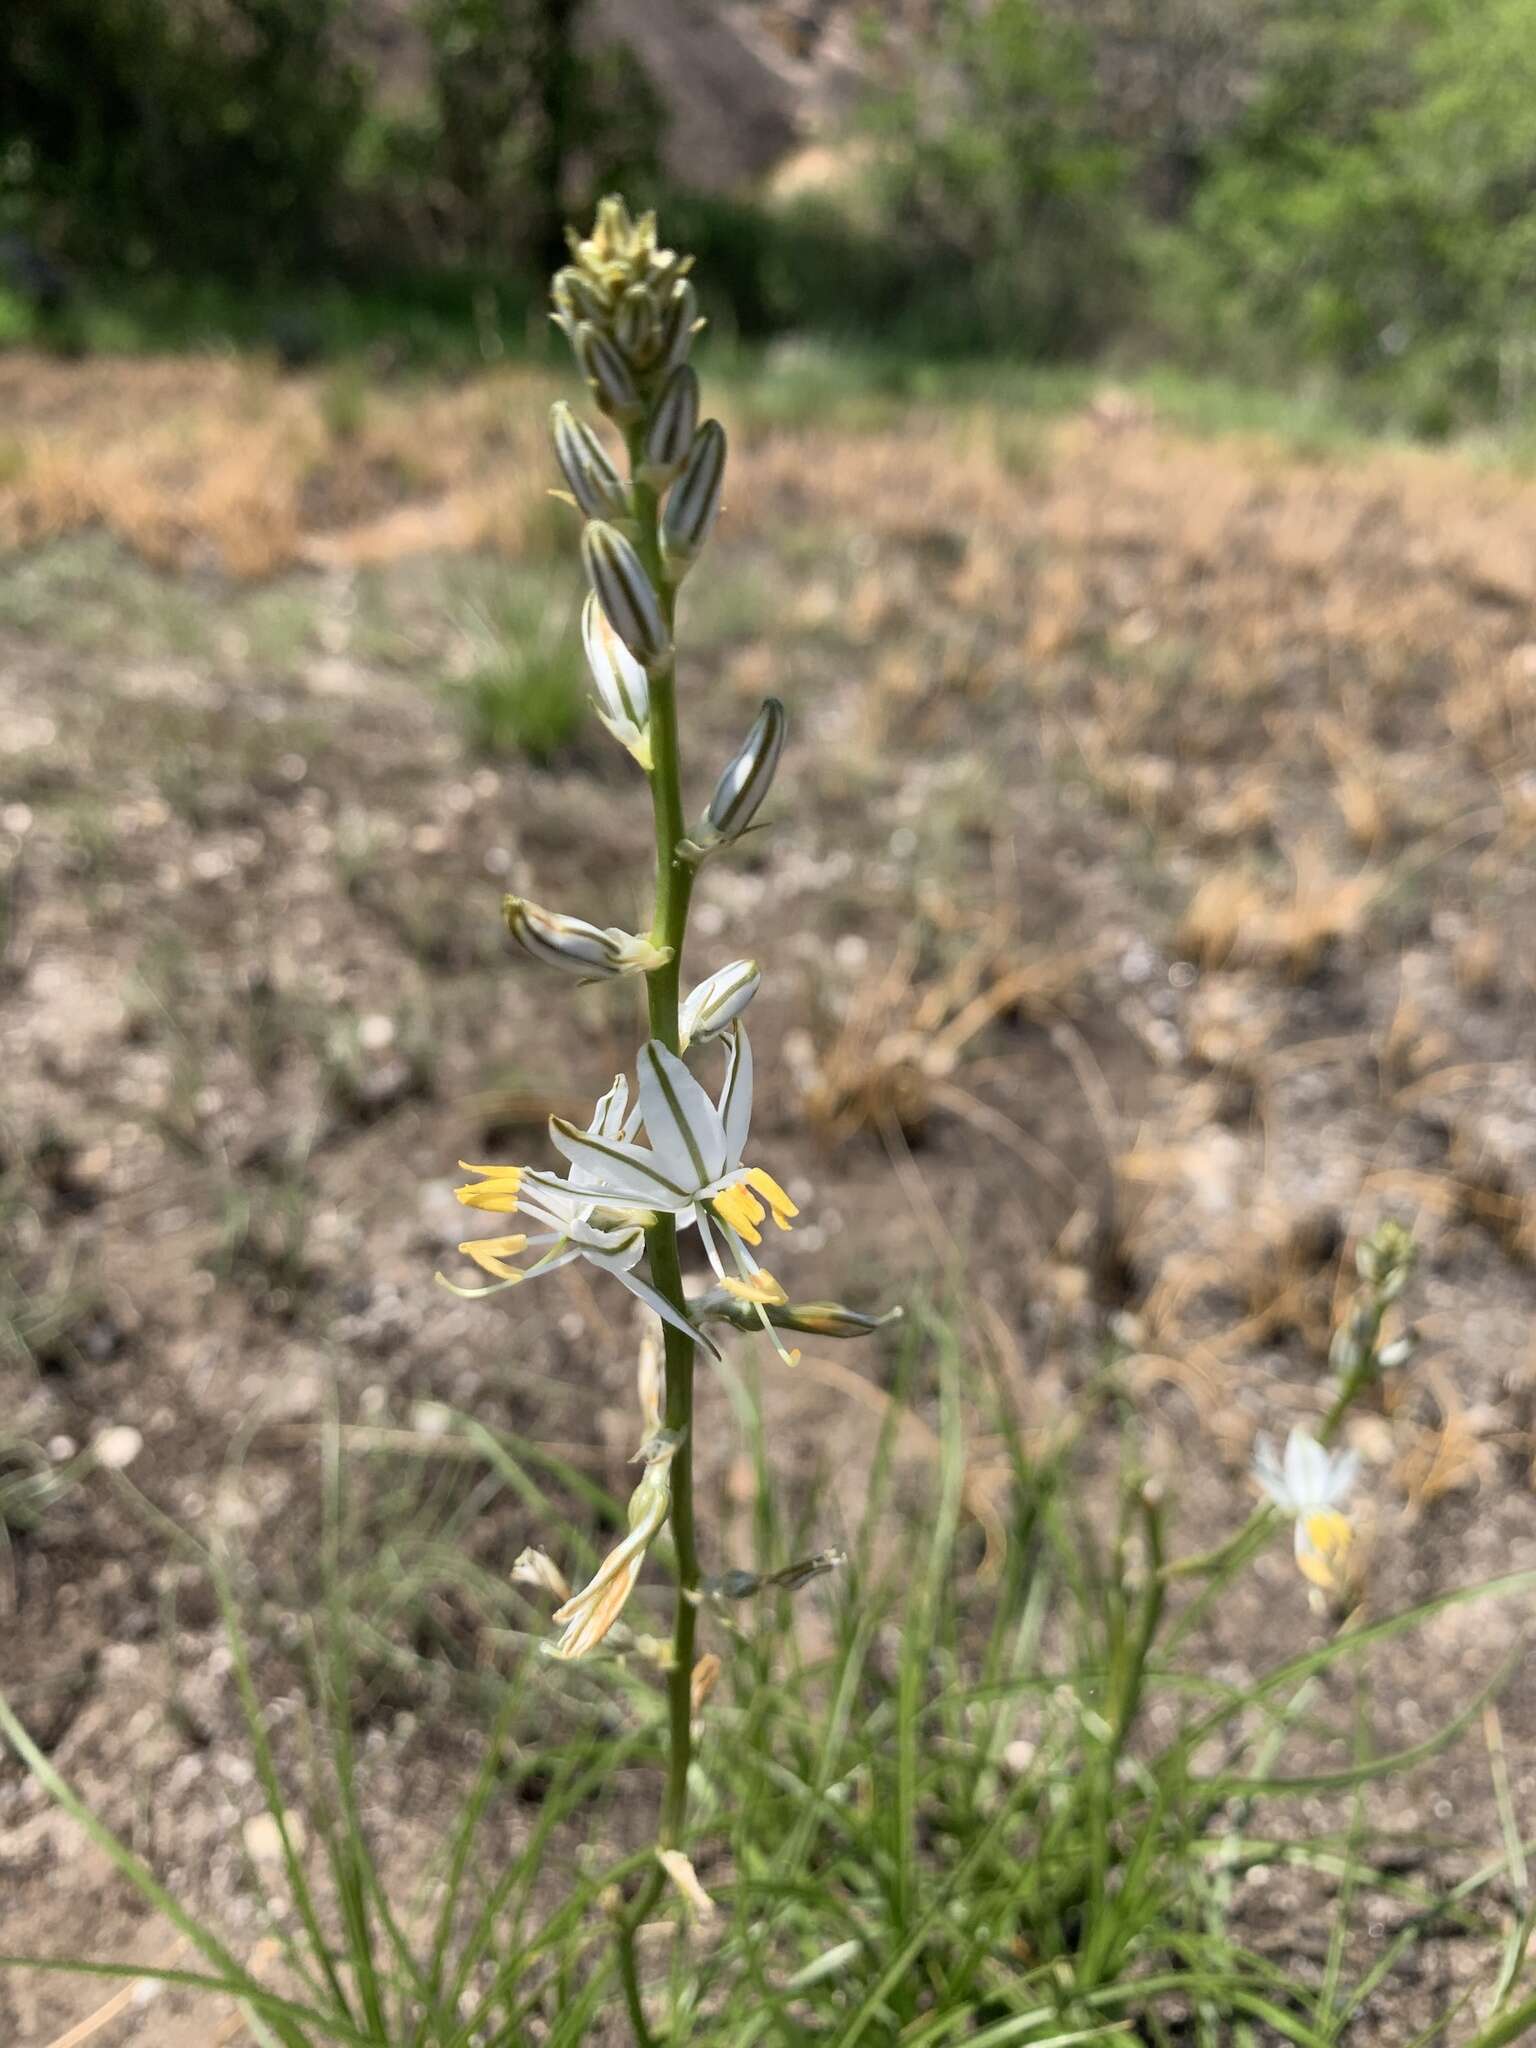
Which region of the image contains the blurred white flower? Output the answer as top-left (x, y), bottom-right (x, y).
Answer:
top-left (1253, 1426), bottom-right (1359, 1594)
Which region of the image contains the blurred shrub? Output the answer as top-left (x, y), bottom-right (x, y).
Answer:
top-left (855, 0), bottom-right (1132, 354)
top-left (409, 0), bottom-right (662, 268)
top-left (662, 0), bottom-right (1131, 361)
top-left (1173, 0), bottom-right (1536, 428)
top-left (0, 0), bottom-right (362, 277)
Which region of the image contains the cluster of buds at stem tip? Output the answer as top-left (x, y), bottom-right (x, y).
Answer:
top-left (504, 896), bottom-right (670, 979)
top-left (1330, 1218), bottom-right (1418, 1381)
top-left (582, 521), bottom-right (672, 676)
top-left (681, 698), bottom-right (786, 865)
top-left (551, 197), bottom-right (702, 402)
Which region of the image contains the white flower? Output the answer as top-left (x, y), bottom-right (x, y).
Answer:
top-left (582, 593), bottom-right (652, 771)
top-left (1253, 1426), bottom-right (1359, 1593)
top-left (443, 1076), bottom-right (704, 1348)
top-left (544, 1025), bottom-right (801, 1362)
top-left (678, 958), bottom-right (760, 1049)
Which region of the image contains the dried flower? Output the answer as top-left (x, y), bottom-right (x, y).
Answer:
top-left (549, 1431), bottom-right (680, 1659)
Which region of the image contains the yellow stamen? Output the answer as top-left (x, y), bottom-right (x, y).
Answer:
top-left (721, 1267), bottom-right (789, 1307)
top-left (745, 1166), bottom-right (798, 1230)
top-left (711, 1183), bottom-right (765, 1245)
top-left (458, 1234), bottom-right (529, 1281)
top-left (454, 1163), bottom-right (525, 1212)
top-left (1297, 1509), bottom-right (1352, 1592)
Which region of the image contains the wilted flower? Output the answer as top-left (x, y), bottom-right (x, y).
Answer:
top-left (504, 896), bottom-right (670, 979)
top-left (548, 1430), bottom-right (680, 1659)
top-left (511, 1547), bottom-right (571, 1602)
top-left (1253, 1427), bottom-right (1359, 1594)
top-left (678, 958), bottom-right (760, 1049)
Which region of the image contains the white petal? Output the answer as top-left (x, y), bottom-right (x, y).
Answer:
top-left (638, 1040), bottom-right (729, 1185)
top-left (1323, 1446), bottom-right (1359, 1506)
top-left (548, 1119), bottom-right (694, 1206)
top-left (597, 1256), bottom-right (721, 1356)
top-left (1252, 1433), bottom-right (1294, 1510)
top-left (588, 1074), bottom-right (631, 1143)
top-left (717, 1023), bottom-right (754, 1166)
top-left (1283, 1427), bottom-right (1319, 1506)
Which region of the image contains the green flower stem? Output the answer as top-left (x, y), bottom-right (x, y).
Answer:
top-left (629, 468), bottom-right (700, 1858)
top-left (613, 460), bottom-right (698, 2031)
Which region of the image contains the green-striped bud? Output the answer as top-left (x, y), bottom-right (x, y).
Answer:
top-left (639, 365), bottom-right (699, 487)
top-left (582, 520), bottom-right (672, 673)
top-left (575, 323), bottom-right (642, 424)
top-left (614, 286), bottom-right (655, 362)
top-left (695, 1550), bottom-right (846, 1602)
top-left (504, 896), bottom-right (671, 979)
top-left (581, 592), bottom-right (652, 770)
top-left (656, 278), bottom-right (701, 375)
top-left (678, 958), bottom-right (760, 1050)
top-left (661, 420), bottom-right (726, 579)
top-left (550, 403), bottom-right (628, 522)
top-left (696, 1286), bottom-right (903, 1339)
top-left (682, 698), bottom-right (784, 862)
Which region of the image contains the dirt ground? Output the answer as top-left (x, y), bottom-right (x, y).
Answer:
top-left (2, 352), bottom-right (1535, 2043)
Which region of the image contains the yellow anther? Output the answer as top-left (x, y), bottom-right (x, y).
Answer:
top-left (1297, 1509), bottom-right (1352, 1591)
top-left (745, 1166), bottom-right (798, 1230)
top-left (455, 1163), bottom-right (525, 1213)
top-left (711, 1183), bottom-right (766, 1245)
top-left (721, 1268), bottom-right (789, 1307)
top-left (458, 1235), bottom-right (529, 1280)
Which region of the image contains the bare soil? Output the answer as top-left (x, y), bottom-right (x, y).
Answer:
top-left (2, 355), bottom-right (1535, 2043)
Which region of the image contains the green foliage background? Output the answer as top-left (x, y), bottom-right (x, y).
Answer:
top-left (5, 0), bottom-right (1536, 427)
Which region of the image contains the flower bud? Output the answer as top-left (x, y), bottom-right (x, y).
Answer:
top-left (682, 698), bottom-right (784, 861)
top-left (695, 1286), bottom-right (901, 1340)
top-left (581, 593), bottom-right (652, 769)
top-left (639, 365), bottom-right (699, 486)
top-left (678, 958), bottom-right (760, 1049)
top-left (504, 896), bottom-right (671, 978)
top-left (552, 268), bottom-right (609, 332)
top-left (582, 520), bottom-right (672, 674)
top-left (1376, 1330), bottom-right (1417, 1371)
top-left (550, 402), bottom-right (628, 522)
top-left (656, 278), bottom-right (701, 375)
top-left (765, 1301), bottom-right (905, 1340)
top-left (511, 1547), bottom-right (571, 1602)
top-left (575, 323), bottom-right (642, 424)
top-left (661, 420), bottom-right (726, 579)
top-left (614, 285), bottom-right (654, 362)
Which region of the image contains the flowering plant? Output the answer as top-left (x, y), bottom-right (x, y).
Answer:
top-left (443, 198), bottom-right (898, 1956)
